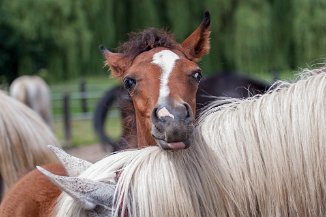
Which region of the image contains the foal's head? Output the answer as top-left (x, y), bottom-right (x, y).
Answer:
top-left (102, 12), bottom-right (211, 150)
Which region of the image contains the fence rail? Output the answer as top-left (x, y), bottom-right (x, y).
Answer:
top-left (52, 80), bottom-right (120, 145)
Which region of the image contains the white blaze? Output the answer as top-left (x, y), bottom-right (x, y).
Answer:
top-left (152, 50), bottom-right (180, 102)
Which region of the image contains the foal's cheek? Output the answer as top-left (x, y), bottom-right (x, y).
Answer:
top-left (184, 82), bottom-right (198, 103)
top-left (133, 94), bottom-right (155, 118)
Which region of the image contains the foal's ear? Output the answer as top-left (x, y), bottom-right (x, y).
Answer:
top-left (100, 45), bottom-right (129, 78)
top-left (181, 11), bottom-right (211, 62)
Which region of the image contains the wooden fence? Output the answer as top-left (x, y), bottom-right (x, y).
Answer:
top-left (51, 80), bottom-right (119, 145)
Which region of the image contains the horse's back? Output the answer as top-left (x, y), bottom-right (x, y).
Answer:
top-left (0, 164), bottom-right (66, 217)
top-left (196, 72), bottom-right (271, 109)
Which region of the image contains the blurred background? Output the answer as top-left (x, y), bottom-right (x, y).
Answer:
top-left (1, 0), bottom-right (326, 148)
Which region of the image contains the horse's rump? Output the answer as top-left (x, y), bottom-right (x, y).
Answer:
top-left (10, 75), bottom-right (53, 128)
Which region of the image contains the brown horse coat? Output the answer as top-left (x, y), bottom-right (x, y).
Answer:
top-left (0, 164), bottom-right (66, 217)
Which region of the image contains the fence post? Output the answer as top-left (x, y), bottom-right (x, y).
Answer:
top-left (80, 79), bottom-right (88, 115)
top-left (63, 91), bottom-right (71, 146)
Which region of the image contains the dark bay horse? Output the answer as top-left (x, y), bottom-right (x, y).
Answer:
top-left (93, 86), bottom-right (137, 151)
top-left (196, 71), bottom-right (271, 109)
top-left (93, 71), bottom-right (271, 151)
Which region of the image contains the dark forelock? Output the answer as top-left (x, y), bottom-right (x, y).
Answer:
top-left (117, 28), bottom-right (179, 61)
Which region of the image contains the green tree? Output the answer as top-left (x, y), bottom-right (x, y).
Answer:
top-left (2, 0), bottom-right (326, 84)
top-left (1, 0), bottom-right (92, 81)
top-left (203, 0), bottom-right (239, 73)
top-left (83, 0), bottom-right (116, 77)
top-left (0, 12), bottom-right (19, 84)
top-left (233, 1), bottom-right (271, 73)
top-left (293, 0), bottom-right (326, 67)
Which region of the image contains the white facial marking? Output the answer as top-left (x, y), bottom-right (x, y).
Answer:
top-left (157, 107), bottom-right (175, 119)
top-left (152, 50), bottom-right (180, 102)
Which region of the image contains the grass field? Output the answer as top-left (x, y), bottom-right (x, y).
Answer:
top-left (51, 75), bottom-right (121, 147)
top-left (51, 70), bottom-right (296, 147)
top-left (53, 114), bottom-right (122, 148)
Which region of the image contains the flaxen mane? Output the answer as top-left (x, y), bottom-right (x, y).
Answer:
top-left (53, 145), bottom-right (228, 217)
top-left (51, 67), bottom-right (326, 217)
top-left (197, 66), bottom-right (326, 216)
top-left (0, 91), bottom-right (59, 199)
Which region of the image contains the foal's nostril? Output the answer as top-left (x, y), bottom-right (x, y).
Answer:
top-left (183, 103), bottom-right (191, 119)
top-left (153, 107), bottom-right (159, 119)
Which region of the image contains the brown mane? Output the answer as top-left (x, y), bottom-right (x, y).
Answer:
top-left (117, 28), bottom-right (179, 61)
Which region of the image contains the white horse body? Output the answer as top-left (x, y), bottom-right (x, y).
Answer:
top-left (40, 67), bottom-right (326, 217)
top-left (10, 75), bottom-right (53, 128)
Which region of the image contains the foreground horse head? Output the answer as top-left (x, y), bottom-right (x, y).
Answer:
top-left (101, 12), bottom-right (211, 150)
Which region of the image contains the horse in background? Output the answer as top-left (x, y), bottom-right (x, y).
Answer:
top-left (93, 71), bottom-right (271, 151)
top-left (10, 75), bottom-right (53, 129)
top-left (2, 67), bottom-right (326, 217)
top-left (0, 91), bottom-right (60, 200)
top-left (196, 71), bottom-right (271, 110)
top-left (93, 86), bottom-right (137, 151)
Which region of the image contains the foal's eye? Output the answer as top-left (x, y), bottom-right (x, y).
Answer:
top-left (123, 77), bottom-right (136, 91)
top-left (191, 70), bottom-right (202, 82)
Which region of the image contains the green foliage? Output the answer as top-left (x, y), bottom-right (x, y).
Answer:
top-left (269, 0), bottom-right (294, 69)
top-left (1, 0), bottom-right (326, 84)
top-left (293, 0), bottom-right (326, 66)
top-left (233, 1), bottom-right (271, 73)
top-left (54, 115), bottom-right (122, 147)
top-left (0, 0), bottom-right (92, 82)
top-left (80, 1), bottom-right (115, 80)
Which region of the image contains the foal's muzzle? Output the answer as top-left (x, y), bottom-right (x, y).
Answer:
top-left (151, 103), bottom-right (194, 150)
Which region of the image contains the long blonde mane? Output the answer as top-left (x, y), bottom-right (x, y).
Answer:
top-left (55, 67), bottom-right (326, 217)
top-left (0, 91), bottom-right (59, 197)
top-left (54, 144), bottom-right (231, 217)
top-left (197, 67), bottom-right (326, 216)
